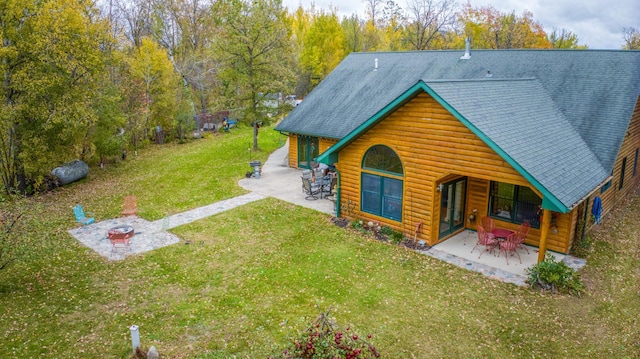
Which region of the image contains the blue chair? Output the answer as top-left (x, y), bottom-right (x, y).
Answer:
top-left (73, 204), bottom-right (95, 225)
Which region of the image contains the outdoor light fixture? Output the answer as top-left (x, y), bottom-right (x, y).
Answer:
top-left (468, 209), bottom-right (478, 223)
top-left (437, 183), bottom-right (444, 192)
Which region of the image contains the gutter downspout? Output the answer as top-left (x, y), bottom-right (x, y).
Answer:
top-left (334, 168), bottom-right (341, 217)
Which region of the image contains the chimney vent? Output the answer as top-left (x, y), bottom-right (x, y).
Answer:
top-left (460, 38), bottom-right (471, 60)
top-left (374, 58), bottom-right (378, 71)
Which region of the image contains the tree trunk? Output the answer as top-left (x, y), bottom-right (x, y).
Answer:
top-left (253, 121), bottom-right (259, 150)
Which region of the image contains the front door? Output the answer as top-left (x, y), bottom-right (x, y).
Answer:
top-left (439, 178), bottom-right (467, 239)
top-left (298, 136), bottom-right (319, 169)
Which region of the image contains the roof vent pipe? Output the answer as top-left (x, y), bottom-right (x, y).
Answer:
top-left (374, 58), bottom-right (378, 71)
top-left (460, 37), bottom-right (471, 60)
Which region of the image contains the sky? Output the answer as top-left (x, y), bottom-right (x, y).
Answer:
top-left (281, 0), bottom-right (640, 49)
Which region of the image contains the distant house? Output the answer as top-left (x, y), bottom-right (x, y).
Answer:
top-left (275, 49), bottom-right (640, 260)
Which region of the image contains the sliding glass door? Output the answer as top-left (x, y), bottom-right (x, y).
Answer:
top-left (297, 136), bottom-right (319, 169)
top-left (439, 178), bottom-right (467, 239)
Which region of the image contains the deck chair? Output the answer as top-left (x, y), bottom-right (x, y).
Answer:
top-left (471, 225), bottom-right (497, 258)
top-left (481, 216), bottom-right (494, 233)
top-left (73, 204), bottom-right (95, 225)
top-left (515, 222), bottom-right (530, 254)
top-left (301, 170), bottom-right (313, 193)
top-left (301, 177), bottom-right (321, 200)
top-left (498, 233), bottom-right (522, 265)
top-left (121, 195), bottom-right (137, 217)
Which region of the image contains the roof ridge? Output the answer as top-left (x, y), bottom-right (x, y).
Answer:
top-left (423, 77), bottom-right (537, 83)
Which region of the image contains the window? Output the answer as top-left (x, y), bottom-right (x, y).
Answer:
top-left (361, 145), bottom-right (403, 221)
top-left (362, 145), bottom-right (403, 174)
top-left (489, 182), bottom-right (541, 228)
top-left (619, 157), bottom-right (627, 190)
top-left (601, 170), bottom-right (613, 194)
top-left (633, 148), bottom-right (638, 177)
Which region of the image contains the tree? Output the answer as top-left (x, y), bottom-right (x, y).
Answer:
top-left (365, 0), bottom-right (384, 26)
top-left (289, 5), bottom-right (313, 96)
top-left (300, 9), bottom-right (346, 87)
top-left (548, 28), bottom-right (587, 49)
top-left (0, 0), bottom-right (110, 194)
top-left (622, 27), bottom-right (640, 50)
top-left (342, 14), bottom-right (365, 53)
top-left (460, 4), bottom-right (551, 49)
top-left (403, 0), bottom-right (458, 50)
top-left (217, 0), bottom-right (295, 150)
top-left (153, 0), bottom-right (221, 118)
top-left (91, 80), bottom-right (128, 164)
top-left (112, 0), bottom-right (155, 47)
top-left (127, 37), bottom-right (180, 148)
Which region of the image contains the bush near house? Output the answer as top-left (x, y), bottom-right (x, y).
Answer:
top-left (526, 255), bottom-right (586, 296)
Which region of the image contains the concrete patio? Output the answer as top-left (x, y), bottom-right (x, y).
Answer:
top-left (424, 230), bottom-right (585, 285)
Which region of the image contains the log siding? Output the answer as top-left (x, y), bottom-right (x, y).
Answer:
top-left (335, 93), bottom-right (572, 252)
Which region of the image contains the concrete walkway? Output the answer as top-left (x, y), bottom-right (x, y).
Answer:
top-left (68, 140), bottom-right (335, 261)
top-left (238, 142), bottom-right (335, 215)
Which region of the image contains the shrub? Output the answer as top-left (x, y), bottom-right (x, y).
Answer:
top-left (350, 220), bottom-right (366, 232)
top-left (273, 308), bottom-right (380, 359)
top-left (526, 255), bottom-right (585, 296)
top-left (389, 230), bottom-right (404, 244)
top-left (379, 226), bottom-right (394, 237)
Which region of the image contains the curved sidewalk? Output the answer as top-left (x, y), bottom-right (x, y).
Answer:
top-left (238, 141), bottom-right (335, 215)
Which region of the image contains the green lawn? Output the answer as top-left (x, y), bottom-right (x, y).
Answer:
top-left (0, 125), bottom-right (639, 358)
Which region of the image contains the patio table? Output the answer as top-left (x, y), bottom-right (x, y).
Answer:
top-left (491, 228), bottom-right (514, 240)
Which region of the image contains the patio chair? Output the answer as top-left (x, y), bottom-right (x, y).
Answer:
top-left (301, 177), bottom-right (321, 200)
top-left (498, 233), bottom-right (522, 265)
top-left (73, 204), bottom-right (95, 225)
top-left (322, 174), bottom-right (337, 197)
top-left (121, 195), bottom-right (137, 217)
top-left (301, 170), bottom-right (313, 192)
top-left (481, 216), bottom-right (494, 233)
top-left (515, 222), bottom-right (530, 254)
top-left (471, 225), bottom-right (497, 258)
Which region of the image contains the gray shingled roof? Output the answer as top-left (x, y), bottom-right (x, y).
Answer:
top-left (275, 50), bottom-right (640, 210)
top-left (426, 78), bottom-right (608, 209)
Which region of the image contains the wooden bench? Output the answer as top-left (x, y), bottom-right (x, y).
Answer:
top-left (121, 195), bottom-right (137, 217)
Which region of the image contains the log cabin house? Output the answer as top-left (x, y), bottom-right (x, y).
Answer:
top-left (274, 49), bottom-right (640, 261)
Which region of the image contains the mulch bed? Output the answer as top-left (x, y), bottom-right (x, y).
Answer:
top-left (330, 217), bottom-right (430, 250)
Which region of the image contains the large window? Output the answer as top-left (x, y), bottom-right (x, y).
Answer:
top-left (489, 182), bottom-right (541, 228)
top-left (361, 145), bottom-right (403, 221)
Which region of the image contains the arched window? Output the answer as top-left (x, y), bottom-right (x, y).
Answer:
top-left (361, 145), bottom-right (404, 221)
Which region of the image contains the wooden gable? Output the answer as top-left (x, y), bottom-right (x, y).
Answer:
top-left (335, 92), bottom-right (574, 252)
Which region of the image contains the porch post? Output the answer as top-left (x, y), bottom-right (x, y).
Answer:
top-left (537, 209), bottom-right (552, 263)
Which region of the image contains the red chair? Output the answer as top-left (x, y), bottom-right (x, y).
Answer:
top-left (515, 222), bottom-right (530, 254)
top-left (471, 225), bottom-right (497, 258)
top-left (498, 233), bottom-right (522, 265)
top-left (481, 216), bottom-right (495, 233)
